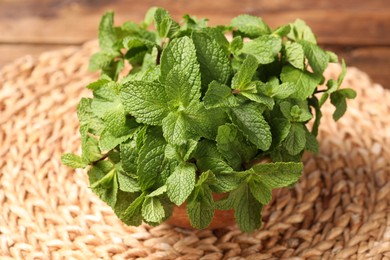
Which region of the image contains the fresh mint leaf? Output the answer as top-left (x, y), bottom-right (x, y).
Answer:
top-left (232, 183), bottom-right (263, 233)
top-left (89, 51), bottom-right (120, 72)
top-left (230, 104), bottom-right (272, 151)
top-left (186, 182), bottom-right (214, 229)
top-left (148, 185), bottom-right (167, 197)
top-left (186, 102), bottom-right (227, 140)
top-left (192, 32), bottom-right (231, 91)
top-left (231, 14), bottom-right (271, 38)
top-left (216, 124), bottom-right (257, 170)
top-left (300, 40), bottom-right (329, 75)
top-left (229, 36), bottom-right (244, 54)
top-left (249, 180), bottom-right (272, 205)
top-left (203, 81), bottom-right (238, 109)
top-left (330, 88), bottom-right (356, 121)
top-left (162, 111), bottom-right (190, 145)
top-left (99, 115), bottom-right (139, 151)
top-left (166, 163), bottom-right (196, 205)
top-left (269, 117), bottom-right (291, 146)
top-left (251, 161), bottom-right (303, 188)
top-left (81, 134), bottom-right (102, 163)
top-left (240, 92), bottom-right (274, 110)
top-left (326, 51), bottom-right (338, 63)
top-left (232, 55), bottom-right (258, 91)
top-left (288, 19), bottom-right (317, 44)
top-left (120, 139), bottom-right (138, 174)
top-left (164, 65), bottom-right (201, 108)
top-left (305, 127), bottom-right (319, 153)
top-left (117, 172), bottom-right (140, 192)
top-left (283, 123), bottom-right (306, 155)
top-left (90, 168), bottom-right (118, 208)
top-left (98, 12), bottom-right (116, 50)
top-left (137, 127), bottom-right (168, 190)
top-left (272, 82), bottom-right (297, 99)
top-left (338, 59), bottom-right (347, 86)
top-left (154, 8), bottom-right (180, 38)
top-left (284, 41), bottom-right (305, 70)
top-left (241, 35), bottom-right (282, 64)
top-left (273, 25), bottom-right (291, 37)
top-left (280, 65), bottom-right (322, 100)
top-left (61, 153), bottom-right (87, 169)
top-left (160, 36), bottom-right (199, 84)
top-left (120, 193), bottom-right (145, 226)
top-left (121, 81), bottom-right (169, 125)
top-left (142, 7), bottom-right (158, 27)
top-left (142, 197), bottom-right (165, 223)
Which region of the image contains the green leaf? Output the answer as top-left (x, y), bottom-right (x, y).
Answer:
top-left (120, 193), bottom-right (145, 226)
top-left (186, 103), bottom-right (227, 140)
top-left (327, 51), bottom-right (339, 63)
top-left (300, 40), bottom-right (329, 75)
top-left (232, 183), bottom-right (263, 232)
top-left (142, 197), bottom-right (165, 223)
top-left (154, 8), bottom-right (180, 38)
top-left (231, 14), bottom-right (271, 38)
top-left (192, 32), bottom-right (232, 92)
top-left (160, 36), bottom-right (199, 84)
top-left (284, 41), bottom-right (305, 70)
top-left (240, 92), bottom-right (274, 110)
top-left (166, 163), bottom-right (196, 205)
top-left (273, 25), bottom-right (291, 37)
top-left (249, 180), bottom-right (272, 205)
top-left (99, 115), bottom-right (139, 151)
top-left (241, 35), bottom-right (282, 64)
top-left (229, 36), bottom-right (244, 54)
top-left (61, 153), bottom-right (87, 169)
top-left (280, 65), bottom-right (322, 100)
top-left (148, 185), bottom-right (167, 197)
top-left (338, 59), bottom-right (347, 86)
top-left (90, 168), bottom-right (118, 208)
top-left (283, 123), bottom-right (306, 155)
top-left (305, 128), bottom-right (319, 154)
top-left (142, 7), bottom-right (158, 27)
top-left (121, 81), bottom-right (169, 125)
top-left (89, 51), bottom-right (120, 71)
top-left (117, 172), bottom-right (140, 192)
top-left (162, 111), bottom-right (190, 145)
top-left (330, 88), bottom-right (356, 121)
top-left (204, 81), bottom-right (238, 109)
top-left (194, 140), bottom-right (234, 174)
top-left (98, 12), bottom-right (116, 50)
top-left (269, 117), bottom-right (291, 146)
top-left (288, 19), bottom-right (317, 44)
top-left (230, 104), bottom-right (272, 151)
top-left (271, 82), bottom-right (297, 99)
top-left (216, 124), bottom-right (257, 170)
top-left (186, 184), bottom-right (214, 229)
top-left (114, 191), bottom-right (140, 222)
top-left (164, 65), bottom-right (201, 108)
top-left (120, 139), bottom-right (138, 174)
top-left (232, 55), bottom-right (258, 91)
top-left (81, 134), bottom-right (102, 163)
top-left (251, 161), bottom-right (303, 188)
top-left (137, 127), bottom-right (168, 190)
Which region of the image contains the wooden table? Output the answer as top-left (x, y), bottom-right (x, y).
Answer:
top-left (1, 0), bottom-right (389, 88)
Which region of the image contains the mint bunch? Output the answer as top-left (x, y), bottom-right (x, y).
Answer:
top-left (62, 8), bottom-right (356, 232)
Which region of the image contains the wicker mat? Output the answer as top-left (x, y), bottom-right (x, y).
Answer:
top-left (0, 40), bottom-right (389, 260)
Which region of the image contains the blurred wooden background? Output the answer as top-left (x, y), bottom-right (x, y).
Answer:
top-left (0, 0), bottom-right (389, 88)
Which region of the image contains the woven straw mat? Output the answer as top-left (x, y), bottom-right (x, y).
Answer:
top-left (0, 40), bottom-right (389, 260)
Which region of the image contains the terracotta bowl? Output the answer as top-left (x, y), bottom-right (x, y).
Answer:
top-left (166, 194), bottom-right (236, 229)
